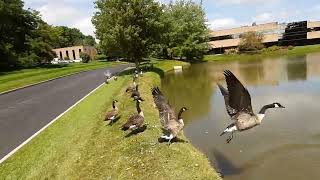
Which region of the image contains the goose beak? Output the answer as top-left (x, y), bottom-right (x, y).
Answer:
top-left (280, 105), bottom-right (285, 108)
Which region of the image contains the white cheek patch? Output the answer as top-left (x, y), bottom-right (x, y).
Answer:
top-left (274, 104), bottom-right (279, 108)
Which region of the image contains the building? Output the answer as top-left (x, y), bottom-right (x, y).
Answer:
top-left (209, 21), bottom-right (320, 54)
top-left (53, 46), bottom-right (97, 60)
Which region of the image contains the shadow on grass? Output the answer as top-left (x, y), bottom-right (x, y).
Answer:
top-left (124, 125), bottom-right (147, 138)
top-left (106, 116), bottom-right (121, 126)
top-left (157, 137), bottom-right (188, 144)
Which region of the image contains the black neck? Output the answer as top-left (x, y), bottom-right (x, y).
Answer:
top-left (135, 85), bottom-right (138, 91)
top-left (136, 101), bottom-right (141, 113)
top-left (178, 108), bottom-right (185, 119)
top-left (112, 101), bottom-right (116, 109)
top-left (258, 104), bottom-right (274, 114)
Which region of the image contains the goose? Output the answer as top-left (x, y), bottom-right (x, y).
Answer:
top-left (218, 70), bottom-right (285, 143)
top-left (125, 77), bottom-right (137, 93)
top-left (105, 100), bottom-right (119, 123)
top-left (152, 87), bottom-right (188, 144)
top-left (134, 69), bottom-right (139, 78)
top-left (122, 97), bottom-right (144, 131)
top-left (130, 85), bottom-right (140, 99)
top-left (104, 71), bottom-right (112, 84)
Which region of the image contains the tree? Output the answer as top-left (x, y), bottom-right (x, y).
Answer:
top-left (83, 35), bottom-right (96, 46)
top-left (159, 0), bottom-right (209, 60)
top-left (0, 0), bottom-right (39, 68)
top-left (50, 26), bottom-right (86, 48)
top-left (93, 0), bottom-right (163, 68)
top-left (238, 31), bottom-right (264, 52)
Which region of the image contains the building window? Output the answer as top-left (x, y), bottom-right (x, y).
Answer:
top-left (79, 49), bottom-right (82, 53)
top-left (66, 50), bottom-right (69, 58)
top-left (59, 52), bottom-right (62, 59)
top-left (72, 50), bottom-right (76, 60)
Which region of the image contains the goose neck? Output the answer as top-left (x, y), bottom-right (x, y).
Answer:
top-left (258, 104), bottom-right (274, 114)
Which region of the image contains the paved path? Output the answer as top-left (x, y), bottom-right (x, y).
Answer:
top-left (0, 64), bottom-right (130, 160)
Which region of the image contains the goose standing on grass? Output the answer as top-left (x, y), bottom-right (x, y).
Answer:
top-left (125, 77), bottom-right (137, 93)
top-left (218, 70), bottom-right (285, 143)
top-left (152, 87), bottom-right (188, 144)
top-left (134, 69), bottom-right (139, 78)
top-left (130, 85), bottom-right (140, 99)
top-left (122, 97), bottom-right (144, 131)
top-left (105, 100), bottom-right (119, 123)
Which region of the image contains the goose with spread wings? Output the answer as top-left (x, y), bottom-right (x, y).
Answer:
top-left (218, 70), bottom-right (285, 143)
top-left (152, 87), bottom-right (188, 143)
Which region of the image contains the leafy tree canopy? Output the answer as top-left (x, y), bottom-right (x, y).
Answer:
top-left (93, 0), bottom-right (163, 67)
top-left (0, 0), bottom-right (96, 69)
top-left (160, 0), bottom-right (209, 60)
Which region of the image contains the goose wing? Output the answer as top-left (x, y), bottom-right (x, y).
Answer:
top-left (105, 109), bottom-right (118, 120)
top-left (122, 114), bottom-right (144, 129)
top-left (217, 83), bottom-right (238, 117)
top-left (223, 70), bottom-right (253, 114)
top-left (151, 87), bottom-right (177, 126)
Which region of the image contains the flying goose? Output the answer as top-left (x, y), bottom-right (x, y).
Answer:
top-left (105, 100), bottom-right (119, 123)
top-left (218, 70), bottom-right (285, 143)
top-left (121, 97), bottom-right (144, 131)
top-left (152, 87), bottom-right (188, 144)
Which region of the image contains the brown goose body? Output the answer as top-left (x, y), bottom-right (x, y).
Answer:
top-left (122, 98), bottom-right (144, 131)
top-left (130, 85), bottom-right (140, 98)
top-left (105, 100), bottom-right (118, 121)
top-left (152, 87), bottom-right (188, 142)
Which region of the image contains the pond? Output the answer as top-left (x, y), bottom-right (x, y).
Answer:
top-left (161, 52), bottom-right (320, 180)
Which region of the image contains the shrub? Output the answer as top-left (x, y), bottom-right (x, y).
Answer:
top-left (288, 45), bottom-right (294, 50)
top-left (80, 52), bottom-right (90, 63)
top-left (267, 45), bottom-right (280, 51)
top-left (95, 54), bottom-right (107, 61)
top-left (238, 31), bottom-right (264, 52)
top-left (225, 48), bottom-right (238, 55)
top-left (64, 56), bottom-right (70, 60)
top-left (17, 53), bottom-right (40, 68)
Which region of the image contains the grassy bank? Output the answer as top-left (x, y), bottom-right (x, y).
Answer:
top-left (0, 60), bottom-right (221, 179)
top-left (0, 61), bottom-right (123, 93)
top-left (204, 44), bottom-right (320, 62)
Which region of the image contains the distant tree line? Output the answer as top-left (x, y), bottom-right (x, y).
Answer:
top-left (0, 0), bottom-right (96, 69)
top-left (93, 0), bottom-right (209, 67)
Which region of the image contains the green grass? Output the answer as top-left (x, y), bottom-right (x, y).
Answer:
top-left (204, 44), bottom-right (320, 62)
top-left (0, 61), bottom-right (124, 93)
top-left (0, 60), bottom-right (221, 180)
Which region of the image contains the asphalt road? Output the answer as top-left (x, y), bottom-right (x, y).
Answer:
top-left (0, 64), bottom-right (130, 160)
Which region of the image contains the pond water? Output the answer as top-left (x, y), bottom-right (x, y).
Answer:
top-left (161, 52), bottom-right (320, 180)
